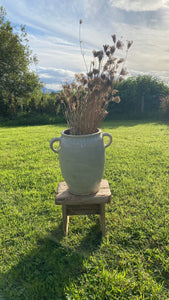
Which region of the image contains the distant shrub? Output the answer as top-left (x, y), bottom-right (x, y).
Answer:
top-left (0, 113), bottom-right (65, 127)
top-left (160, 96), bottom-right (169, 119)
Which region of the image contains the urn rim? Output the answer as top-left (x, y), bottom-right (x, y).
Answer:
top-left (61, 128), bottom-right (101, 138)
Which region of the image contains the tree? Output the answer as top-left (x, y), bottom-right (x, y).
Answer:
top-left (107, 75), bottom-right (169, 118)
top-left (0, 6), bottom-right (42, 116)
top-left (160, 96), bottom-right (169, 119)
top-left (135, 75), bottom-right (169, 114)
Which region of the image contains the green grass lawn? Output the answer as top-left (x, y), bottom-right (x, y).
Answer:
top-left (0, 120), bottom-right (169, 299)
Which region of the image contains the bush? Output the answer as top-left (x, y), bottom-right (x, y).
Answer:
top-left (160, 96), bottom-right (169, 119)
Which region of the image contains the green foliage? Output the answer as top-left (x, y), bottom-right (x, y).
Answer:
top-left (0, 112), bottom-right (65, 127)
top-left (0, 120), bottom-right (169, 299)
top-left (135, 75), bottom-right (169, 113)
top-left (107, 75), bottom-right (169, 119)
top-left (0, 6), bottom-right (42, 117)
top-left (160, 96), bottom-right (169, 119)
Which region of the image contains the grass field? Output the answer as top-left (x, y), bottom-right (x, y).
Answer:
top-left (0, 120), bottom-right (169, 299)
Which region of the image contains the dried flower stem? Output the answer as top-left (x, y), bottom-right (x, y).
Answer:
top-left (61, 21), bottom-right (133, 135)
top-left (79, 20), bottom-right (88, 73)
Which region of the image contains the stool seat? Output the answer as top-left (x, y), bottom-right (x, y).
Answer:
top-left (55, 179), bottom-right (111, 236)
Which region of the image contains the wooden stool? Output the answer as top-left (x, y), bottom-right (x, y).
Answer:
top-left (55, 179), bottom-right (111, 236)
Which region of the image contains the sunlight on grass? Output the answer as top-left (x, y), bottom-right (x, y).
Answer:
top-left (0, 120), bottom-right (169, 299)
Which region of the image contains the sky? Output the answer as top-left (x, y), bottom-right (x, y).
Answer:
top-left (1, 0), bottom-right (169, 91)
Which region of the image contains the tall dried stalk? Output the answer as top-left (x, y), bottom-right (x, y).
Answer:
top-left (61, 20), bottom-right (133, 135)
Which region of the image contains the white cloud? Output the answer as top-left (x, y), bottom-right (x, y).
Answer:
top-left (33, 20), bottom-right (169, 90)
top-left (40, 74), bottom-right (54, 79)
top-left (27, 33), bottom-right (88, 72)
top-left (45, 83), bottom-right (63, 91)
top-left (37, 67), bottom-right (77, 90)
top-left (38, 67), bottom-right (76, 80)
top-left (2, 0), bottom-right (169, 89)
top-left (109, 0), bottom-right (169, 12)
top-left (130, 68), bottom-right (169, 80)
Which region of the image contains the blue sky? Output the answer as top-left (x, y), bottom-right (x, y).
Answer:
top-left (2, 0), bottom-right (169, 90)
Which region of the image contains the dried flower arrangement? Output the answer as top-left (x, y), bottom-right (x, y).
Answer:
top-left (61, 20), bottom-right (133, 135)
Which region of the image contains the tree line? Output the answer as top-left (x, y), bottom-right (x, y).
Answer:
top-left (1, 6), bottom-right (169, 121)
top-left (1, 75), bottom-right (169, 120)
top-left (108, 75), bottom-right (169, 119)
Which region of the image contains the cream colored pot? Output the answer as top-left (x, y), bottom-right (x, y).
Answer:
top-left (50, 129), bottom-right (112, 195)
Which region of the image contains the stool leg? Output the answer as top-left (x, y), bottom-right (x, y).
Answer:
top-left (62, 205), bottom-right (69, 236)
top-left (99, 203), bottom-right (105, 236)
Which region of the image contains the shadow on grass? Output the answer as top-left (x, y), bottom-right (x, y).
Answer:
top-left (76, 221), bottom-right (102, 255)
top-left (102, 119), bottom-right (169, 130)
top-left (0, 114), bottom-right (65, 128)
top-left (0, 221), bottom-right (102, 300)
top-left (1, 114), bottom-right (168, 129)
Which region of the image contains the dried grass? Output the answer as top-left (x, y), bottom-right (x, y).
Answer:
top-left (61, 21), bottom-right (133, 135)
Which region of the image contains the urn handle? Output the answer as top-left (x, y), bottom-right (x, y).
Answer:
top-left (50, 137), bottom-right (61, 154)
top-left (102, 133), bottom-right (112, 148)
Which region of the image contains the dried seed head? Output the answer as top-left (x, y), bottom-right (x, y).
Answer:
top-left (107, 57), bottom-right (117, 65)
top-left (103, 44), bottom-right (109, 52)
top-left (93, 77), bottom-right (100, 86)
top-left (82, 78), bottom-right (88, 85)
top-left (112, 89), bottom-right (118, 96)
top-left (113, 96), bottom-right (121, 103)
top-left (117, 58), bottom-right (125, 64)
top-left (119, 76), bottom-right (124, 82)
top-left (79, 19), bottom-right (82, 24)
top-left (110, 46), bottom-right (115, 54)
top-left (71, 83), bottom-right (77, 89)
top-left (101, 73), bottom-right (106, 80)
top-left (116, 40), bottom-right (124, 49)
top-left (87, 71), bottom-right (93, 78)
top-left (93, 68), bottom-right (99, 75)
top-left (103, 65), bottom-right (108, 71)
top-left (88, 81), bottom-right (94, 88)
top-left (120, 67), bottom-right (128, 76)
top-left (97, 50), bottom-right (104, 61)
top-left (93, 50), bottom-right (97, 57)
top-left (107, 59), bottom-right (113, 65)
top-left (93, 50), bottom-right (104, 61)
top-left (112, 34), bottom-right (116, 43)
top-left (62, 29), bottom-right (132, 135)
top-left (127, 40), bottom-right (133, 49)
